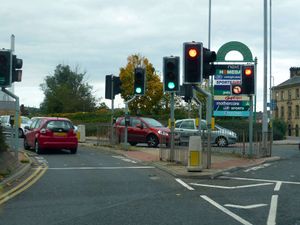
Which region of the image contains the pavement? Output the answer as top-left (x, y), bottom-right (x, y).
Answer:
top-left (80, 137), bottom-right (283, 179)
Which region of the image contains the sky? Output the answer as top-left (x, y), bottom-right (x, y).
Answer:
top-left (1, 0), bottom-right (299, 111)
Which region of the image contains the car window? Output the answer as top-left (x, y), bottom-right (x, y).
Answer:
top-left (175, 121), bottom-right (182, 128)
top-left (119, 118), bottom-right (125, 126)
top-left (200, 121), bottom-right (207, 130)
top-left (46, 120), bottom-right (72, 132)
top-left (131, 118), bottom-right (141, 127)
top-left (21, 117), bottom-right (30, 124)
top-left (180, 120), bottom-right (195, 129)
top-left (142, 118), bottom-right (163, 127)
top-left (30, 119), bottom-right (38, 129)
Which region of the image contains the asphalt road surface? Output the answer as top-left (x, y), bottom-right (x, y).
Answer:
top-left (0, 144), bottom-right (300, 225)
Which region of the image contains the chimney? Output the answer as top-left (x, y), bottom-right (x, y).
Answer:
top-left (290, 67), bottom-right (300, 78)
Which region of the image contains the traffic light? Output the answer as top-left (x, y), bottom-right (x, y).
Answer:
top-left (202, 48), bottom-right (216, 79)
top-left (134, 67), bottom-right (145, 95)
top-left (105, 75), bottom-right (122, 100)
top-left (163, 56), bottom-right (179, 92)
top-left (12, 55), bottom-right (23, 82)
top-left (0, 50), bottom-right (11, 87)
top-left (180, 84), bottom-right (193, 102)
top-left (183, 42), bottom-right (202, 83)
top-left (241, 65), bottom-right (255, 94)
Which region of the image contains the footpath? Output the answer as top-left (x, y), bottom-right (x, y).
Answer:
top-left (80, 138), bottom-right (281, 179)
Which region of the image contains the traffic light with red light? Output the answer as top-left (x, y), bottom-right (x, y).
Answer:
top-left (134, 67), bottom-right (146, 95)
top-left (163, 56), bottom-right (179, 92)
top-left (183, 42), bottom-right (202, 83)
top-left (0, 50), bottom-right (11, 87)
top-left (241, 65), bottom-right (255, 94)
top-left (202, 48), bottom-right (216, 79)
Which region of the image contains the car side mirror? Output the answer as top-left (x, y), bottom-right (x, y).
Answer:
top-left (25, 126), bottom-right (30, 130)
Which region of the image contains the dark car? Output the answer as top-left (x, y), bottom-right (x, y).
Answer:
top-left (24, 117), bottom-right (78, 154)
top-left (114, 117), bottom-right (170, 147)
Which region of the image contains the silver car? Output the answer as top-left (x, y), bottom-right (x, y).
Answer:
top-left (175, 119), bottom-right (238, 147)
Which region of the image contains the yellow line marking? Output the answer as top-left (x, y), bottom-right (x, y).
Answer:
top-left (0, 166), bottom-right (48, 205)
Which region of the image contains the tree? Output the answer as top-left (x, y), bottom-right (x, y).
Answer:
top-left (119, 54), bottom-right (163, 115)
top-left (40, 64), bottom-right (97, 113)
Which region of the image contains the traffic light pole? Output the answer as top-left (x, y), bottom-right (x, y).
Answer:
top-left (170, 92), bottom-right (175, 161)
top-left (110, 75), bottom-right (114, 145)
top-left (1, 87), bottom-right (19, 160)
top-left (192, 85), bottom-right (212, 169)
top-left (123, 96), bottom-right (136, 149)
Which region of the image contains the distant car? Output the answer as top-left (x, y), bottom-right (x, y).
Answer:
top-left (175, 119), bottom-right (238, 147)
top-left (0, 115), bottom-right (31, 137)
top-left (114, 117), bottom-right (170, 147)
top-left (24, 117), bottom-right (78, 154)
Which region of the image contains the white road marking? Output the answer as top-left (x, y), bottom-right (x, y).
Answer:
top-left (47, 166), bottom-right (155, 170)
top-left (267, 195), bottom-right (278, 225)
top-left (190, 182), bottom-right (273, 189)
top-left (175, 178), bottom-right (195, 191)
top-left (274, 181), bottom-right (282, 191)
top-left (224, 204), bottom-right (267, 209)
top-left (200, 195), bottom-right (252, 225)
top-left (221, 176), bottom-right (300, 185)
top-left (112, 155), bottom-right (137, 164)
top-left (244, 163), bottom-right (271, 172)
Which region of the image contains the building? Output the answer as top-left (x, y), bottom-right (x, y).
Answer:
top-left (272, 67), bottom-right (300, 136)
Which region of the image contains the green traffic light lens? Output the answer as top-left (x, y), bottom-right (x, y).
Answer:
top-left (168, 82), bottom-right (175, 90)
top-left (135, 87), bottom-right (142, 94)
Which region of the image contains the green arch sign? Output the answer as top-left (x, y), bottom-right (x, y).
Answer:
top-left (216, 41), bottom-right (254, 62)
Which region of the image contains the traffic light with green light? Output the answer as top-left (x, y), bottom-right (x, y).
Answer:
top-left (163, 56), bottom-right (179, 92)
top-left (134, 67), bottom-right (145, 95)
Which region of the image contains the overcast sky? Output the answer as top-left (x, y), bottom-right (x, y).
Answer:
top-left (1, 0), bottom-right (299, 111)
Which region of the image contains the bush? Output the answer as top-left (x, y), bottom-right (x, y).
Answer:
top-left (272, 119), bottom-right (287, 140)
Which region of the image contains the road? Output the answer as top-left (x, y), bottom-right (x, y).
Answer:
top-left (0, 144), bottom-right (300, 225)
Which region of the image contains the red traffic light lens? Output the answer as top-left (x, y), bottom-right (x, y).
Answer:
top-left (188, 48), bottom-right (198, 58)
top-left (244, 68), bottom-right (253, 76)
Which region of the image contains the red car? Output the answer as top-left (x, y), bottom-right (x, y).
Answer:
top-left (24, 117), bottom-right (78, 154)
top-left (114, 117), bottom-right (170, 147)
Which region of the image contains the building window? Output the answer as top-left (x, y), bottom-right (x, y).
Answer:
top-left (281, 106), bottom-right (284, 118)
top-left (288, 106), bottom-right (292, 119)
top-left (281, 91), bottom-right (284, 100)
top-left (288, 89), bottom-right (292, 100)
top-left (296, 105), bottom-right (300, 118)
top-left (296, 88), bottom-right (300, 98)
top-left (296, 125), bottom-right (299, 137)
top-left (275, 107), bottom-right (279, 118)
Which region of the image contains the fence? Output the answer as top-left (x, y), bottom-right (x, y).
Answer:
top-left (82, 123), bottom-right (273, 165)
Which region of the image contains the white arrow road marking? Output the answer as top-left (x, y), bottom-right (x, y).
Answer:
top-left (175, 178), bottom-right (195, 191)
top-left (190, 182), bottom-right (273, 189)
top-left (201, 195), bottom-right (252, 225)
top-left (224, 204), bottom-right (268, 209)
